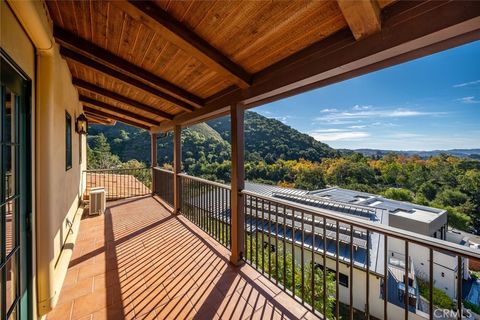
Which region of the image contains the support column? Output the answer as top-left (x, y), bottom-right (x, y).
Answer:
top-left (173, 125), bottom-right (182, 214)
top-left (230, 102), bottom-right (245, 265)
top-left (150, 133), bottom-right (157, 194)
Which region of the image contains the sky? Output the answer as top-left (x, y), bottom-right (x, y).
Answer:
top-left (253, 41), bottom-right (480, 151)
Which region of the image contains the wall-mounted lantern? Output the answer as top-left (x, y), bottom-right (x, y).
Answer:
top-left (76, 113), bottom-right (88, 134)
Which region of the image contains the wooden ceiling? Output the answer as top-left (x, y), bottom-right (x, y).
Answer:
top-left (45, 0), bottom-right (480, 131)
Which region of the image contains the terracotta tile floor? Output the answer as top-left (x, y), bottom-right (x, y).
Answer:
top-left (46, 196), bottom-right (318, 320)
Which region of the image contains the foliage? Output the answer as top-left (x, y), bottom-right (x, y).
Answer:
top-left (88, 114), bottom-right (480, 234)
top-left (464, 300), bottom-right (480, 315)
top-left (417, 278), bottom-right (454, 309)
top-left (382, 188), bottom-right (414, 202)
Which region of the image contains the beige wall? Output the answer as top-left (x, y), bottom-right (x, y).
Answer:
top-left (2, 0), bottom-right (86, 317)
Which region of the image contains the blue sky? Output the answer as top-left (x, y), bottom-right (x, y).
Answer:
top-left (253, 41), bottom-right (480, 151)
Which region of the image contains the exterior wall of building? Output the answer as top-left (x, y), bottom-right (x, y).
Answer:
top-left (259, 232), bottom-right (425, 320)
top-left (388, 238), bottom-right (458, 299)
top-left (2, 0), bottom-right (87, 317)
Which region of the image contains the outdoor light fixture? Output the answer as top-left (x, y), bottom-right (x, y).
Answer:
top-left (76, 113), bottom-right (88, 134)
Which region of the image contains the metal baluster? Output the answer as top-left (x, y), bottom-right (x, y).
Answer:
top-left (336, 221), bottom-right (340, 319)
top-left (323, 217), bottom-right (327, 319)
top-left (276, 203), bottom-right (279, 285)
top-left (268, 200), bottom-right (272, 279)
top-left (367, 229), bottom-right (371, 320)
top-left (301, 210), bottom-right (305, 304)
top-left (256, 196), bottom-right (259, 269)
top-left (311, 214), bottom-right (316, 314)
top-left (292, 207), bottom-right (296, 298)
top-left (457, 255), bottom-right (462, 320)
top-left (384, 234), bottom-right (388, 320)
top-left (404, 241), bottom-right (408, 320)
top-left (429, 248), bottom-right (433, 320)
top-left (283, 204), bottom-right (287, 289)
top-left (350, 225), bottom-right (354, 320)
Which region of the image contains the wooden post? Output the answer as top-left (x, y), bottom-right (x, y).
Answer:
top-left (173, 125), bottom-right (182, 214)
top-left (230, 102), bottom-right (245, 265)
top-left (151, 133), bottom-right (157, 194)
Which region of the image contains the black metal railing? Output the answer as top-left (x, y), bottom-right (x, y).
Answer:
top-left (152, 168), bottom-right (174, 207)
top-left (241, 189), bottom-right (480, 320)
top-left (179, 174), bottom-right (231, 248)
top-left (150, 171), bottom-right (480, 319)
top-left (83, 167), bottom-right (151, 201)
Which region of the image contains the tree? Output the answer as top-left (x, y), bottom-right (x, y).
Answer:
top-left (87, 133), bottom-right (121, 169)
top-left (382, 188), bottom-right (414, 202)
top-left (418, 181), bottom-right (437, 201)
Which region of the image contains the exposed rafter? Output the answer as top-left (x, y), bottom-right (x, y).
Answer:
top-left (337, 0), bottom-right (381, 40)
top-left (60, 46), bottom-right (196, 112)
top-left (111, 1), bottom-right (252, 88)
top-left (54, 26), bottom-right (204, 108)
top-left (84, 107), bottom-right (151, 130)
top-left (73, 78), bottom-right (174, 120)
top-left (85, 113), bottom-right (116, 126)
top-left (80, 95), bottom-right (160, 126)
top-left (151, 1), bottom-right (480, 132)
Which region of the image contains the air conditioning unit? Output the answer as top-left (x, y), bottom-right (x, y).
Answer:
top-left (90, 187), bottom-right (106, 216)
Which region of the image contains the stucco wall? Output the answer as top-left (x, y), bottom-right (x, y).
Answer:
top-left (2, 0), bottom-right (87, 317)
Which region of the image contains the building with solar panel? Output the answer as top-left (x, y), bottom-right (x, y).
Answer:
top-left (240, 182), bottom-right (468, 318)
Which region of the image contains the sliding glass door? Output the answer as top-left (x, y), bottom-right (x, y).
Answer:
top-left (1, 51), bottom-right (32, 320)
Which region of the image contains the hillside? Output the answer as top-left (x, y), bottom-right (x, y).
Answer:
top-left (352, 148), bottom-right (480, 159)
top-left (87, 111), bottom-right (337, 166)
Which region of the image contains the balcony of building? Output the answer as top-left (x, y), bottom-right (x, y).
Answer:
top-left (46, 195), bottom-right (317, 320)
top-left (44, 168), bottom-right (480, 320)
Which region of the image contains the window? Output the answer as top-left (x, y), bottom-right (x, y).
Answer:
top-left (339, 273), bottom-right (349, 287)
top-left (66, 111), bottom-right (72, 170)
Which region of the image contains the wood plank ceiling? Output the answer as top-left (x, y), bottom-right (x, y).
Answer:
top-left (45, 0), bottom-right (404, 130)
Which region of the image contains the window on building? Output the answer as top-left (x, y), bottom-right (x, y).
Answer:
top-left (66, 111), bottom-right (72, 170)
top-left (339, 273), bottom-right (349, 287)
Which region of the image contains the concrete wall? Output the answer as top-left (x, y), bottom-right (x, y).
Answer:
top-left (2, 0), bottom-right (86, 317)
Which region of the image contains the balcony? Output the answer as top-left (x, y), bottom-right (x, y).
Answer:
top-left (46, 195), bottom-right (317, 320)
top-left (47, 168), bottom-right (480, 320)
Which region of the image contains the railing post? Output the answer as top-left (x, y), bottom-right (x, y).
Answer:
top-left (151, 133), bottom-right (157, 194)
top-left (230, 102), bottom-right (245, 265)
top-left (173, 125), bottom-right (182, 214)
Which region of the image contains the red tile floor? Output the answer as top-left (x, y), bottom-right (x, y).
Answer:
top-left (46, 196), bottom-right (318, 320)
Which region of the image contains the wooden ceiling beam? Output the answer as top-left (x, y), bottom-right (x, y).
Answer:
top-left (54, 26), bottom-right (204, 108)
top-left (111, 1), bottom-right (252, 89)
top-left (84, 107), bottom-right (151, 131)
top-left (337, 0), bottom-right (381, 40)
top-left (60, 46), bottom-right (196, 112)
top-left (73, 77), bottom-right (174, 120)
top-left (80, 95), bottom-right (160, 126)
top-left (152, 1), bottom-right (480, 132)
top-left (85, 113), bottom-right (116, 126)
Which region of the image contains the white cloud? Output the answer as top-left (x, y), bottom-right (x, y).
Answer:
top-left (320, 108), bottom-right (338, 113)
top-left (456, 96), bottom-right (480, 104)
top-left (352, 104), bottom-right (372, 111)
top-left (310, 130), bottom-right (370, 141)
top-left (453, 80), bottom-right (480, 88)
top-left (349, 125), bottom-right (367, 129)
top-left (314, 108), bottom-right (445, 122)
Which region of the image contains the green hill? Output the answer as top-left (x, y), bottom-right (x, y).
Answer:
top-left (87, 111), bottom-right (337, 166)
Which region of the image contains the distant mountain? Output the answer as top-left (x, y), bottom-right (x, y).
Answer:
top-left (352, 148), bottom-right (480, 159)
top-left (88, 111), bottom-right (338, 166)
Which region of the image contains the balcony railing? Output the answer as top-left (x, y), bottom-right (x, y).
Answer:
top-left (152, 171), bottom-right (480, 320)
top-left (83, 167), bottom-right (151, 201)
top-left (152, 167), bottom-right (174, 207)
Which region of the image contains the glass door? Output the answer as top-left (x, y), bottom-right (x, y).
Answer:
top-left (1, 51), bottom-right (32, 320)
